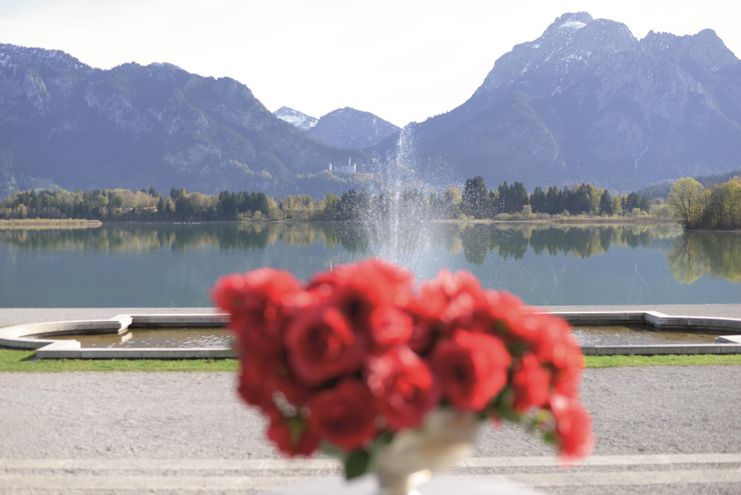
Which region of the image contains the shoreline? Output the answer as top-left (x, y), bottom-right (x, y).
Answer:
top-left (2, 217), bottom-right (738, 233)
top-left (0, 219), bottom-right (102, 229)
top-left (0, 217), bottom-right (679, 226)
top-left (684, 228), bottom-right (741, 233)
top-left (432, 217), bottom-right (679, 226)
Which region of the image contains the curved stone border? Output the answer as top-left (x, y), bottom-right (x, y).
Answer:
top-left (0, 311), bottom-right (739, 359)
top-left (0, 315), bottom-right (132, 350)
top-left (0, 314), bottom-right (229, 359)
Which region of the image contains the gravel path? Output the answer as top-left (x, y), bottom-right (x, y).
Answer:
top-left (0, 366), bottom-right (739, 494)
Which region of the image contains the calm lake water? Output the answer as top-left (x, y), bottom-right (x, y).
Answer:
top-left (0, 222), bottom-right (739, 307)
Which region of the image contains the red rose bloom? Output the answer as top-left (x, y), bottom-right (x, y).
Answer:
top-left (551, 396), bottom-right (594, 461)
top-left (237, 353), bottom-right (273, 410)
top-left (407, 300), bottom-right (445, 355)
top-left (308, 259), bottom-right (414, 344)
top-left (512, 353), bottom-right (551, 411)
top-left (497, 310), bottom-right (584, 401)
top-left (238, 351), bottom-right (312, 410)
top-left (211, 273), bottom-right (249, 316)
top-left (426, 270), bottom-right (484, 301)
top-left (532, 315), bottom-right (581, 367)
top-left (267, 354), bottom-right (313, 407)
top-left (551, 361), bottom-right (582, 399)
top-left (432, 330), bottom-right (512, 410)
top-left (267, 413), bottom-right (321, 457)
top-left (408, 271), bottom-right (487, 353)
top-left (497, 306), bottom-right (543, 346)
top-left (286, 306), bottom-right (363, 386)
top-left (406, 316), bottom-right (438, 355)
top-left (308, 379), bottom-right (377, 450)
top-left (309, 258), bottom-right (413, 307)
top-left (358, 259), bottom-right (415, 305)
top-left (212, 268), bottom-right (302, 353)
top-left (366, 347), bottom-right (439, 430)
top-left (366, 306), bottom-right (413, 351)
top-left (421, 270), bottom-right (487, 329)
top-left (479, 290), bottom-right (526, 338)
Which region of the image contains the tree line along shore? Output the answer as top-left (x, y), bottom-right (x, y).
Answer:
top-left (668, 177), bottom-right (741, 230)
top-left (0, 176), bottom-right (737, 230)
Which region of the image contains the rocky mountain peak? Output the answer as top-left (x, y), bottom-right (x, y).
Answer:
top-left (110, 61), bottom-right (193, 83)
top-left (308, 107), bottom-right (399, 150)
top-left (641, 29), bottom-right (737, 70)
top-left (539, 12), bottom-right (634, 49)
top-left (0, 43), bottom-right (90, 72)
top-left (477, 12), bottom-right (637, 94)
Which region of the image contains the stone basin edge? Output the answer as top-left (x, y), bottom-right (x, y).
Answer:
top-left (0, 311), bottom-right (739, 359)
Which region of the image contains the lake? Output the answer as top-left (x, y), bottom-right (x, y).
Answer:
top-left (0, 222), bottom-right (739, 307)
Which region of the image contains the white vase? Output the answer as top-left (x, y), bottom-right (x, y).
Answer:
top-left (374, 409), bottom-right (480, 495)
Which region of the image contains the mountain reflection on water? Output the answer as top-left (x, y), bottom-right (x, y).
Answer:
top-left (0, 222), bottom-right (739, 306)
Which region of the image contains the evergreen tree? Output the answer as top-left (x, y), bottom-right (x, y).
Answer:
top-left (545, 186), bottom-right (562, 214)
top-left (510, 182), bottom-right (529, 213)
top-left (599, 190), bottom-right (614, 215)
top-left (462, 176), bottom-right (488, 218)
top-left (530, 186), bottom-right (546, 213)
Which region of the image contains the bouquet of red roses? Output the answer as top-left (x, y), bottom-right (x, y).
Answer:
top-left (213, 259), bottom-right (592, 479)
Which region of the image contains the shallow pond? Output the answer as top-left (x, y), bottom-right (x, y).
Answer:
top-left (50, 325), bottom-right (721, 349)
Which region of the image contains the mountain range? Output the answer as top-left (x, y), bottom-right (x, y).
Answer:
top-left (0, 45), bottom-right (364, 197)
top-left (402, 12), bottom-right (741, 189)
top-left (1, 11), bottom-right (740, 197)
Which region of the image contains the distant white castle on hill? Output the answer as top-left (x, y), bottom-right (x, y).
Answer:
top-left (328, 158), bottom-right (358, 174)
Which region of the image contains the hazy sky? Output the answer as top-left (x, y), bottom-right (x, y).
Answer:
top-left (1, 0), bottom-right (739, 126)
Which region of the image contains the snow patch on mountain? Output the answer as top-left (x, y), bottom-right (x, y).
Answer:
top-left (560, 21), bottom-right (587, 30)
top-left (274, 106), bottom-right (318, 130)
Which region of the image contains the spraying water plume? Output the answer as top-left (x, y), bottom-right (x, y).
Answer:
top-left (362, 127), bottom-right (437, 274)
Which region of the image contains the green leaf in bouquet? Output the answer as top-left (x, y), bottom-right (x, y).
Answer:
top-left (508, 341), bottom-right (529, 358)
top-left (486, 388), bottom-right (520, 423)
top-left (524, 409), bottom-right (553, 432)
top-left (542, 430), bottom-right (557, 446)
top-left (344, 449), bottom-right (372, 480)
top-left (496, 406), bottom-right (521, 423)
top-left (374, 430), bottom-right (395, 447)
top-left (286, 416), bottom-right (306, 447)
top-left (534, 409), bottom-right (554, 426)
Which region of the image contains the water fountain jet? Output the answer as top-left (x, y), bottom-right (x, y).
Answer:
top-left (362, 127), bottom-right (437, 275)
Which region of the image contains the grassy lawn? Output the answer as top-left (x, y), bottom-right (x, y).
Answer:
top-left (1, 349), bottom-right (740, 372)
top-left (584, 354), bottom-right (741, 368)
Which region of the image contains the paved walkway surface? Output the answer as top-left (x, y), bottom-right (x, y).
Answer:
top-left (2, 304), bottom-right (741, 327)
top-left (0, 366), bottom-right (740, 494)
top-left (1, 305), bottom-right (740, 493)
